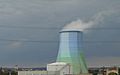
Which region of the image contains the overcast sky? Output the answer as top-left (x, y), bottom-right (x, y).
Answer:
top-left (0, 0), bottom-right (120, 67)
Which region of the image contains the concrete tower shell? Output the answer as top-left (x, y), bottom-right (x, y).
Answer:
top-left (57, 30), bottom-right (88, 74)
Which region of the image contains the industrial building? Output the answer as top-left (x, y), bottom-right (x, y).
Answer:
top-left (18, 62), bottom-right (71, 75)
top-left (18, 30), bottom-right (89, 75)
top-left (47, 62), bottom-right (71, 75)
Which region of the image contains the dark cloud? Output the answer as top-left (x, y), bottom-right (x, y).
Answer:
top-left (0, 0), bottom-right (120, 67)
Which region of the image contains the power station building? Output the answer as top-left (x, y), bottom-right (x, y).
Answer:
top-left (18, 30), bottom-right (89, 75)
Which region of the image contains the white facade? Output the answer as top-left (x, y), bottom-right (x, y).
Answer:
top-left (47, 62), bottom-right (72, 75)
top-left (18, 71), bottom-right (47, 75)
top-left (47, 62), bottom-right (67, 71)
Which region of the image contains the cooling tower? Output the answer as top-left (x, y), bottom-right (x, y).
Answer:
top-left (57, 30), bottom-right (88, 74)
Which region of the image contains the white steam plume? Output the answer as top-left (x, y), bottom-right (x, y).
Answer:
top-left (62, 19), bottom-right (94, 31)
top-left (62, 9), bottom-right (118, 32)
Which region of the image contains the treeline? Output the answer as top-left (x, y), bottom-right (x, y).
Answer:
top-left (0, 71), bottom-right (17, 75)
top-left (0, 68), bottom-right (17, 75)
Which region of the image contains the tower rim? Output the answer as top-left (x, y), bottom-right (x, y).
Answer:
top-left (60, 30), bottom-right (82, 33)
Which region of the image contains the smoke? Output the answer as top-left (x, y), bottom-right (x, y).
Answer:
top-left (62, 9), bottom-right (119, 32)
top-left (62, 19), bottom-right (94, 31)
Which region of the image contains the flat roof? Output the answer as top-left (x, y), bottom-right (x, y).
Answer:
top-left (47, 62), bottom-right (67, 66)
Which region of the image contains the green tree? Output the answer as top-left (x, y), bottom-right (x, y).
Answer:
top-left (11, 71), bottom-right (17, 75)
top-left (108, 72), bottom-right (117, 75)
